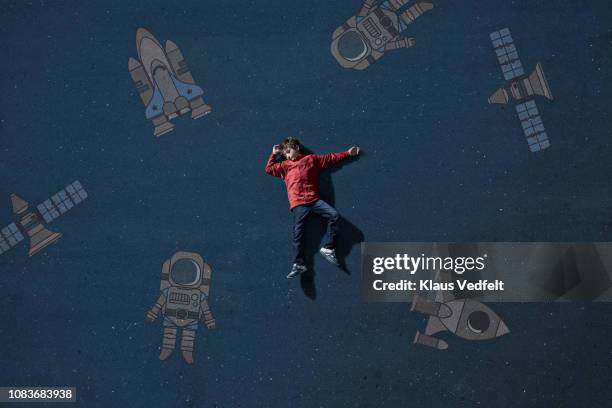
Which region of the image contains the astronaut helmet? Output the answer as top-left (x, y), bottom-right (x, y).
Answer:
top-left (160, 251), bottom-right (212, 294)
top-left (170, 257), bottom-right (202, 288)
top-left (332, 29), bottom-right (371, 68)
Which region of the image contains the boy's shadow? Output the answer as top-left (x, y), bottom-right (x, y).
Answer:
top-left (297, 146), bottom-right (365, 300)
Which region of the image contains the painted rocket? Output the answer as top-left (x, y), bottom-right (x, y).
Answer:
top-left (128, 28), bottom-right (212, 137)
top-left (411, 295), bottom-right (510, 350)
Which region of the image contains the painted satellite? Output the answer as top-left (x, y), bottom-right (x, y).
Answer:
top-left (488, 28), bottom-right (554, 153)
top-left (0, 181), bottom-right (88, 257)
top-left (128, 28), bottom-right (212, 137)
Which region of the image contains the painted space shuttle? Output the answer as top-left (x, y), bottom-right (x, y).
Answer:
top-left (128, 28), bottom-right (212, 137)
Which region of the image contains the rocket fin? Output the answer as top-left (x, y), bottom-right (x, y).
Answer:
top-left (171, 76), bottom-right (204, 101)
top-left (434, 269), bottom-right (456, 303)
top-left (411, 294), bottom-right (452, 318)
top-left (496, 320), bottom-right (510, 337)
top-left (144, 85), bottom-right (165, 120)
top-left (414, 331), bottom-right (448, 350)
top-left (424, 316), bottom-right (447, 336)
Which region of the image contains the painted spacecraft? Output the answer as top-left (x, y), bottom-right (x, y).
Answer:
top-left (488, 28), bottom-right (553, 152)
top-left (331, 0), bottom-right (434, 70)
top-left (411, 271), bottom-right (509, 350)
top-left (0, 181), bottom-right (88, 257)
top-left (128, 28), bottom-right (212, 137)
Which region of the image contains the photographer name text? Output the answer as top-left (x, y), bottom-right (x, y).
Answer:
top-left (372, 279), bottom-right (505, 292)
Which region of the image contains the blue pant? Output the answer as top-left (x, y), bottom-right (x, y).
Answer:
top-left (292, 199), bottom-right (340, 265)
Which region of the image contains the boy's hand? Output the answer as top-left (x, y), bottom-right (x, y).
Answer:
top-left (348, 146), bottom-right (360, 156)
top-left (272, 144), bottom-right (282, 155)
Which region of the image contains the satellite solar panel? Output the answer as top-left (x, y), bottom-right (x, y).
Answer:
top-left (528, 135), bottom-right (549, 152)
top-left (526, 100), bottom-right (538, 114)
top-left (69, 181), bottom-right (88, 200)
top-left (490, 29), bottom-right (511, 48)
top-left (35, 181), bottom-right (87, 223)
top-left (0, 222), bottom-right (24, 255)
top-left (490, 28), bottom-right (525, 81)
top-left (516, 101), bottom-right (550, 152)
top-left (522, 118), bottom-right (539, 136)
top-left (37, 204), bottom-right (54, 223)
top-left (36, 200), bottom-right (59, 223)
top-left (511, 60), bottom-right (524, 77)
top-left (1, 223), bottom-right (24, 247)
top-left (57, 202), bottom-right (68, 214)
top-left (76, 187), bottom-right (88, 200)
top-left (38, 199), bottom-right (59, 222)
top-left (533, 118), bottom-right (545, 133)
top-left (38, 201), bottom-right (60, 222)
top-left (60, 190), bottom-right (75, 208)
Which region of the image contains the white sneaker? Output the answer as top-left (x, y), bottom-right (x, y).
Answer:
top-left (287, 263), bottom-right (307, 279)
top-left (319, 247), bottom-right (339, 266)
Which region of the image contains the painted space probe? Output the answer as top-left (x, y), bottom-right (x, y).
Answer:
top-left (331, 0), bottom-right (434, 70)
top-left (488, 28), bottom-right (553, 152)
top-left (0, 181), bottom-right (88, 257)
top-left (128, 28), bottom-right (212, 137)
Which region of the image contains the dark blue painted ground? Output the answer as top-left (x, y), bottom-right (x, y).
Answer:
top-left (1, 0), bottom-right (611, 407)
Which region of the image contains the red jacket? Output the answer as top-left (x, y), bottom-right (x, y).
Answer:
top-left (265, 151), bottom-right (350, 209)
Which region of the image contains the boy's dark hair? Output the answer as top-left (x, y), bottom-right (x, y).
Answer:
top-left (281, 136), bottom-right (301, 151)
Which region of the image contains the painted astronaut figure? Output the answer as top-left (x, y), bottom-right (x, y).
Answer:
top-left (146, 251), bottom-right (215, 364)
top-left (330, 0), bottom-right (434, 70)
